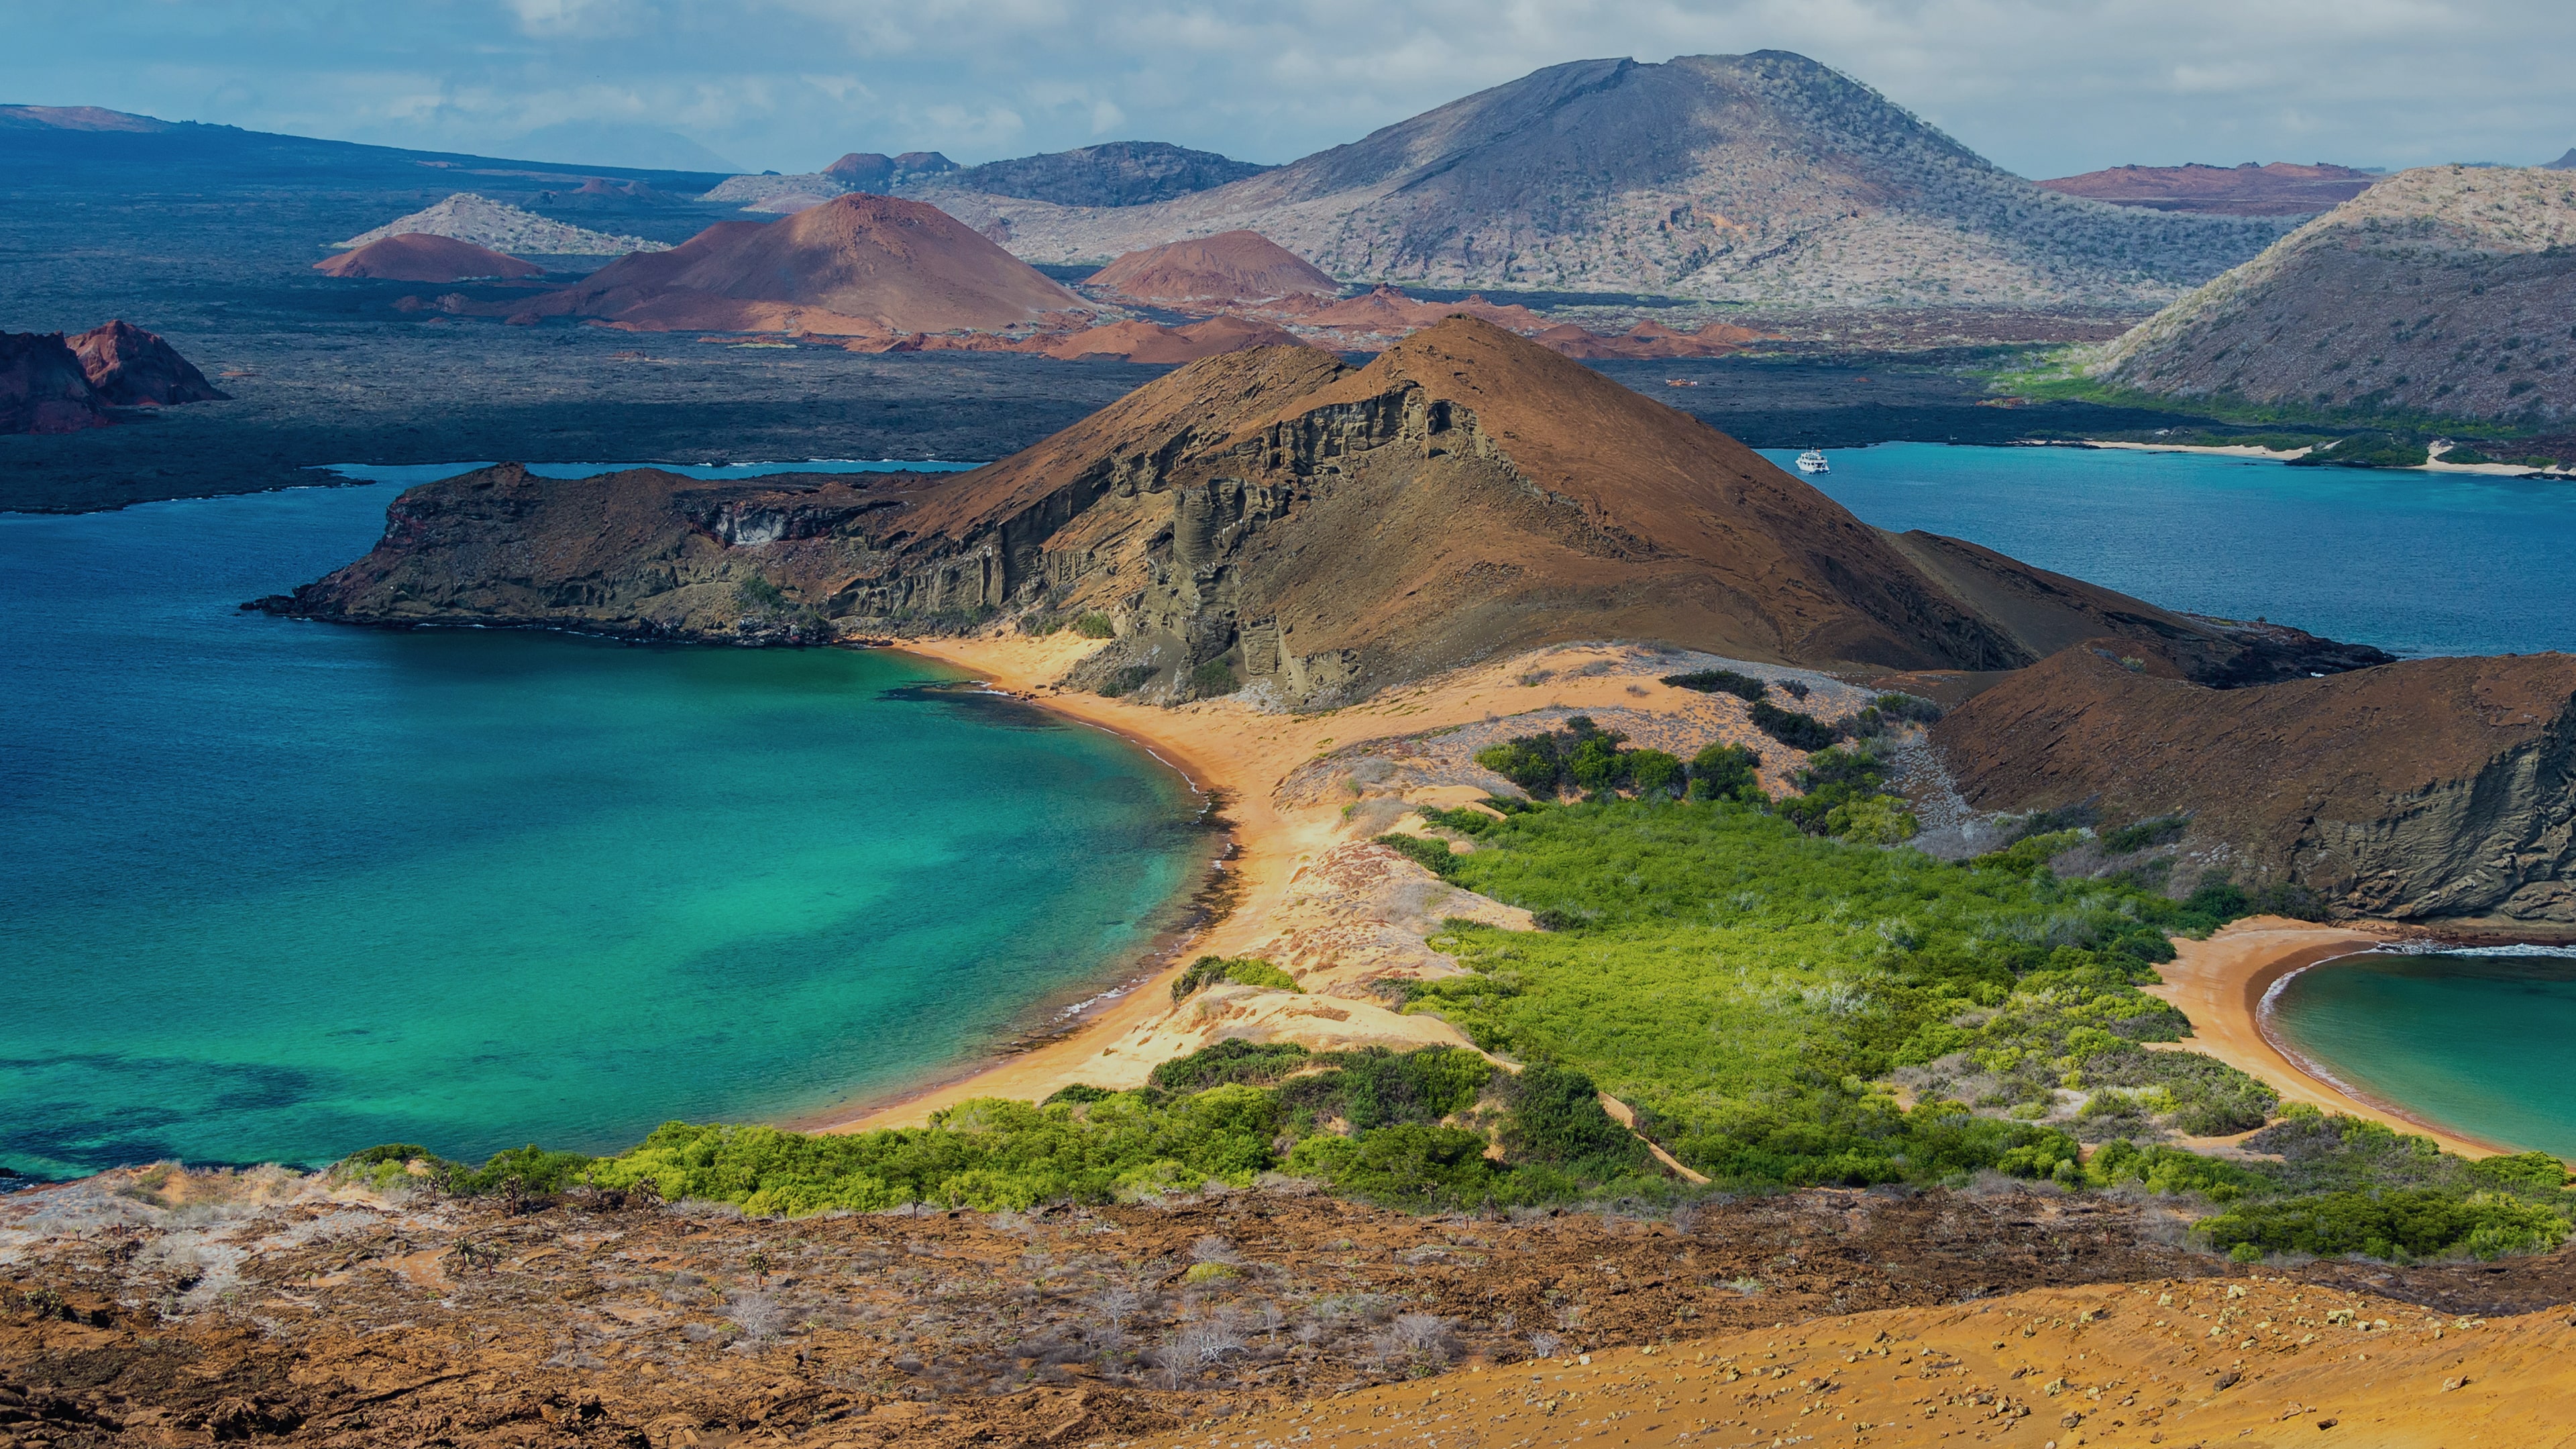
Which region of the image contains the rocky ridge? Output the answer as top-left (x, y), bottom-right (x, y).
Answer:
top-left (930, 52), bottom-right (2290, 308)
top-left (262, 318), bottom-right (2359, 706)
top-left (333, 193), bottom-right (668, 256)
top-left (1931, 643), bottom-right (2576, 923)
top-left (2089, 165), bottom-right (2576, 425)
top-left (65, 321), bottom-right (227, 407)
top-left (0, 332), bottom-right (109, 433)
top-left (2035, 162), bottom-right (2379, 216)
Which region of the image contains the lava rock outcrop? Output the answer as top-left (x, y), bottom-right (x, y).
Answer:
top-left (314, 233), bottom-right (543, 282)
top-left (0, 332), bottom-right (110, 433)
top-left (66, 320), bottom-right (228, 406)
top-left (1931, 645), bottom-right (2576, 923)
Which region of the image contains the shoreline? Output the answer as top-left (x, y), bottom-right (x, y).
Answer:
top-left (2144, 917), bottom-right (2510, 1159)
top-left (806, 633), bottom-right (1320, 1132)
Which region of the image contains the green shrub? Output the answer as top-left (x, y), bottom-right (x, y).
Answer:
top-left (1171, 955), bottom-right (1299, 1001)
top-left (1147, 1038), bottom-right (1312, 1091)
top-left (1096, 663), bottom-right (1159, 698)
top-left (1071, 611), bottom-right (1116, 639)
top-left (443, 1144), bottom-right (596, 1197)
top-left (1497, 1063), bottom-right (1649, 1178)
top-left (1872, 692), bottom-right (1943, 724)
top-left (2198, 1188), bottom-right (2569, 1262)
top-left (2100, 815), bottom-right (2188, 853)
top-left (1375, 833), bottom-right (1460, 878)
top-left (1188, 659), bottom-right (1238, 697)
top-left (2288, 433), bottom-right (2431, 469)
top-left (1042, 1083), bottom-right (1117, 1106)
top-left (1748, 700), bottom-right (1838, 750)
top-left (1626, 749), bottom-right (1684, 799)
top-left (1660, 668), bottom-right (1766, 701)
top-left (1687, 743), bottom-right (1762, 800)
top-left (735, 575), bottom-right (788, 610)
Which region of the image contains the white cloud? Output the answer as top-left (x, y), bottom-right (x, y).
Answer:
top-left (6, 0), bottom-right (2572, 176)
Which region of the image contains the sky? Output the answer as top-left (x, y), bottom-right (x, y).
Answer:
top-left (6, 1), bottom-right (2573, 178)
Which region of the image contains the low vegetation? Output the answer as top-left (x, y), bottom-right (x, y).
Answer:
top-left (328, 788), bottom-right (2569, 1268)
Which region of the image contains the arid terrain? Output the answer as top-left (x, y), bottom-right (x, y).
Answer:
top-left (2035, 163), bottom-right (2379, 216)
top-left (5, 1159), bottom-right (2572, 1448)
top-left (2090, 165), bottom-right (2576, 425)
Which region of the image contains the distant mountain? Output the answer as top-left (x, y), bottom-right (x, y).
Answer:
top-left (2546, 149), bottom-right (2576, 170)
top-left (2035, 162), bottom-right (2377, 216)
top-left (923, 142), bottom-right (1271, 209)
top-left (0, 104), bottom-right (179, 133)
top-left (315, 234), bottom-right (543, 282)
top-left (2091, 165), bottom-right (2576, 425)
top-left (524, 193), bottom-right (1083, 335)
top-left (1086, 231), bottom-right (1340, 306)
top-left (335, 194), bottom-right (669, 256)
top-left (824, 151), bottom-right (961, 189)
top-left (922, 52), bottom-right (2289, 307)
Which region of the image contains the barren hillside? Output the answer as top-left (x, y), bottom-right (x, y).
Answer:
top-left (2090, 165), bottom-right (2576, 425)
top-left (918, 52), bottom-right (2288, 308)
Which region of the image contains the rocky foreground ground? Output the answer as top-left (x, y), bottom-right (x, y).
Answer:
top-left (5, 1165), bottom-right (2574, 1448)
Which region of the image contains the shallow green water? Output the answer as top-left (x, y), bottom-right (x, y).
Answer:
top-left (0, 482), bottom-right (1208, 1179)
top-left (2266, 953), bottom-right (2576, 1157)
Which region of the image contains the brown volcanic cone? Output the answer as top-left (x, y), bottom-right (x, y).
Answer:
top-left (1087, 230), bottom-right (1339, 306)
top-left (0, 332), bottom-right (109, 433)
top-left (533, 193), bottom-right (1082, 334)
top-left (1932, 644), bottom-right (2576, 923)
top-left (276, 318), bottom-right (2349, 709)
top-left (315, 233), bottom-right (543, 282)
top-left (66, 321), bottom-right (227, 407)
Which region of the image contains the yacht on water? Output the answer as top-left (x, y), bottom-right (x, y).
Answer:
top-left (1794, 449), bottom-right (1830, 475)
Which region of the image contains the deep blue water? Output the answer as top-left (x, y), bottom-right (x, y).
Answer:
top-left (1760, 445), bottom-right (2576, 657)
top-left (0, 471), bottom-right (1205, 1180)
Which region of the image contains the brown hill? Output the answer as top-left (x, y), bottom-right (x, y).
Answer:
top-left (821, 150), bottom-right (959, 189)
top-left (1086, 231), bottom-right (1340, 306)
top-left (266, 317), bottom-right (2360, 706)
top-left (2035, 161), bottom-right (2378, 215)
top-left (1530, 318), bottom-right (1770, 359)
top-left (66, 320), bottom-right (227, 406)
top-left (1016, 314), bottom-right (1311, 362)
top-left (525, 193), bottom-right (1085, 335)
top-left (923, 52), bottom-right (2286, 307)
top-left (1290, 285), bottom-right (1548, 337)
top-left (0, 332), bottom-right (108, 433)
top-left (1931, 643), bottom-right (2576, 923)
top-left (313, 233), bottom-right (542, 282)
top-left (2092, 166), bottom-right (2576, 425)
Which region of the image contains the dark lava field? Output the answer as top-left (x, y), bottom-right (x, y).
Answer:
top-left (1, 125), bottom-right (2220, 513)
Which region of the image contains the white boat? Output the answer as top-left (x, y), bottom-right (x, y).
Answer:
top-left (1794, 449), bottom-right (1830, 474)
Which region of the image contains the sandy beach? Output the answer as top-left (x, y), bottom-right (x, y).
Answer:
top-left (2144, 916), bottom-right (2507, 1158)
top-left (814, 635), bottom-right (1840, 1132)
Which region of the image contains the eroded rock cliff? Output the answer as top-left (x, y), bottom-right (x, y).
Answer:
top-left (1931, 644), bottom-right (2576, 923)
top-left (264, 318), bottom-right (2381, 708)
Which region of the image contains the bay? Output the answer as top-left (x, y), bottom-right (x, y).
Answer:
top-left (0, 474), bottom-right (1205, 1180)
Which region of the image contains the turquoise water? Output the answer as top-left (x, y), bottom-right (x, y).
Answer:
top-left (0, 477), bottom-right (1208, 1180)
top-left (1760, 445), bottom-right (2576, 657)
top-left (2266, 953), bottom-right (2576, 1157)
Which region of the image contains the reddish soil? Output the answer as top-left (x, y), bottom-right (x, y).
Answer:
top-left (1930, 643), bottom-right (2576, 922)
top-left (1529, 318), bottom-right (1770, 359)
top-left (1087, 231), bottom-right (1341, 307)
top-left (2035, 162), bottom-right (2378, 216)
top-left (315, 233), bottom-right (543, 282)
top-left (529, 194), bottom-right (1083, 335)
top-left (6, 1169), bottom-right (2571, 1449)
top-left (1287, 284), bottom-right (1548, 337)
top-left (1016, 315), bottom-right (1311, 362)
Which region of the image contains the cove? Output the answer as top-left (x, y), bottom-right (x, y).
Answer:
top-left (0, 476), bottom-right (1208, 1181)
top-left (1762, 444), bottom-right (2576, 658)
top-left (2266, 951), bottom-right (2576, 1158)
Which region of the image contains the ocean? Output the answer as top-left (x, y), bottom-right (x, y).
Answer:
top-left (1762, 443), bottom-right (2576, 657)
top-left (2265, 951), bottom-right (2576, 1157)
top-left (0, 471), bottom-right (1207, 1180)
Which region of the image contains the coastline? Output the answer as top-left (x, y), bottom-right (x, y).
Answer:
top-left (808, 635), bottom-right (1784, 1133)
top-left (2144, 916), bottom-right (2510, 1158)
